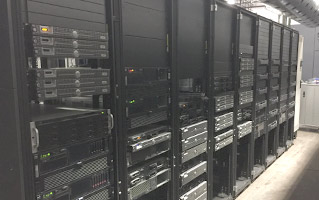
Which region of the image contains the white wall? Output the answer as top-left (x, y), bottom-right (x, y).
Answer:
top-left (295, 36), bottom-right (304, 131)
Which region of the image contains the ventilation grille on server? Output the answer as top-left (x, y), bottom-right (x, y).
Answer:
top-left (129, 111), bottom-right (167, 129)
top-left (44, 157), bottom-right (108, 190)
top-left (86, 189), bottom-right (109, 200)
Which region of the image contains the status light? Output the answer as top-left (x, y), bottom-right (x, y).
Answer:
top-left (41, 27), bottom-right (49, 32)
top-left (40, 153), bottom-right (51, 159)
top-left (43, 192), bottom-right (53, 199)
top-left (129, 69), bottom-right (135, 73)
top-left (129, 100), bottom-right (135, 104)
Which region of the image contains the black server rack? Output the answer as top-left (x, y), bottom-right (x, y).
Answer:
top-left (0, 0), bottom-right (35, 199)
top-left (212, 2), bottom-right (236, 200)
top-left (265, 22), bottom-right (282, 167)
top-left (113, 1), bottom-right (172, 200)
top-left (252, 17), bottom-right (271, 180)
top-left (277, 27), bottom-right (291, 157)
top-left (233, 9), bottom-right (256, 197)
top-left (19, 0), bottom-right (115, 200)
top-left (174, 1), bottom-right (211, 200)
top-left (287, 31), bottom-right (299, 146)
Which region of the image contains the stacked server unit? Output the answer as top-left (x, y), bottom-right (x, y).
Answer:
top-left (23, 0), bottom-right (114, 200)
top-left (117, 1), bottom-right (172, 200)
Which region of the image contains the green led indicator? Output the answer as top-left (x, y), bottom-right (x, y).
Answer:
top-left (101, 111), bottom-right (105, 114)
top-left (40, 153), bottom-right (51, 159)
top-left (43, 191), bottom-right (53, 199)
top-left (129, 100), bottom-right (135, 104)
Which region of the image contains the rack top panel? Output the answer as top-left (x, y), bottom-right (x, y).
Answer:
top-left (27, 0), bottom-right (107, 32)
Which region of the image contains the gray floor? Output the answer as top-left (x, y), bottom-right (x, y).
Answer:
top-left (237, 131), bottom-right (319, 200)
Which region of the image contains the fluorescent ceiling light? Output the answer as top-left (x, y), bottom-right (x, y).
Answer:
top-left (227, 0), bottom-right (236, 5)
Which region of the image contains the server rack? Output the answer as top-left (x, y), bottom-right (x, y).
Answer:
top-left (212, 2), bottom-right (237, 200)
top-left (251, 16), bottom-right (271, 180)
top-left (287, 31), bottom-right (299, 146)
top-left (8, 0), bottom-right (116, 200)
top-left (277, 27), bottom-right (291, 157)
top-left (174, 1), bottom-right (211, 200)
top-left (266, 22), bottom-right (283, 167)
top-left (113, 1), bottom-right (172, 200)
top-left (233, 9), bottom-right (256, 196)
top-left (0, 0), bottom-right (35, 199)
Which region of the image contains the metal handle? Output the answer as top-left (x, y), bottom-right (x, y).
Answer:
top-left (33, 127), bottom-right (39, 150)
top-left (109, 113), bottom-right (114, 130)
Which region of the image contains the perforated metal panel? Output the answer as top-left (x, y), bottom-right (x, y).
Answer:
top-left (258, 20), bottom-right (270, 59)
top-left (43, 157), bottom-right (108, 190)
top-left (86, 189), bottom-right (109, 200)
top-left (129, 111), bottom-right (167, 129)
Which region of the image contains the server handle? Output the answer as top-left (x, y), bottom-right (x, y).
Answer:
top-left (109, 113), bottom-right (114, 130)
top-left (33, 127), bottom-right (39, 150)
